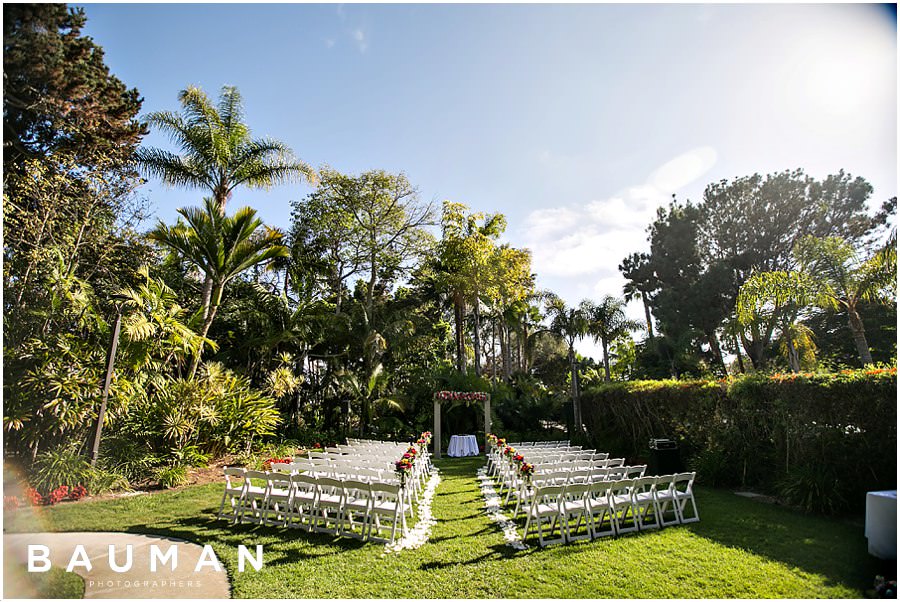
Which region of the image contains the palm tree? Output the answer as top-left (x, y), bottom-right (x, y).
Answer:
top-left (620, 252), bottom-right (656, 339)
top-left (582, 296), bottom-right (642, 381)
top-left (148, 198), bottom-right (289, 377)
top-left (794, 234), bottom-right (896, 366)
top-left (137, 85), bottom-right (316, 217)
top-left (545, 294), bottom-right (590, 433)
top-left (736, 270), bottom-right (817, 373)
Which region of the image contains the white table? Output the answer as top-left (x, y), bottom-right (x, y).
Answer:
top-left (865, 490), bottom-right (897, 559)
top-left (447, 434), bottom-right (480, 457)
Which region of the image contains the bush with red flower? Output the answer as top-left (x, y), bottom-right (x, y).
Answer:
top-left (262, 456), bottom-right (294, 471)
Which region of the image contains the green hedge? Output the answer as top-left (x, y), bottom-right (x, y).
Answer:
top-left (580, 368), bottom-right (897, 514)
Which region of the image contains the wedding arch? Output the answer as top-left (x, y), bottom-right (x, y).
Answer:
top-left (432, 391), bottom-right (491, 458)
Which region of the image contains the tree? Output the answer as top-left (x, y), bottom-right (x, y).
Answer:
top-left (148, 198), bottom-right (289, 377)
top-left (582, 295), bottom-right (641, 381)
top-left (736, 270), bottom-right (817, 373)
top-left (291, 168), bottom-right (434, 325)
top-left (619, 252), bottom-right (656, 339)
top-left (3, 4), bottom-right (143, 171)
top-left (137, 85), bottom-right (315, 217)
top-left (794, 235), bottom-right (896, 366)
top-left (545, 295), bottom-right (589, 433)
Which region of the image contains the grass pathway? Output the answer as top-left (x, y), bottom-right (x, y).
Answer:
top-left (4, 456), bottom-right (879, 598)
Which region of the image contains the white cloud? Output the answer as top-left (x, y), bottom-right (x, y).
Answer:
top-left (351, 28), bottom-right (368, 53)
top-left (324, 38), bottom-right (336, 49)
top-left (522, 146), bottom-right (718, 281)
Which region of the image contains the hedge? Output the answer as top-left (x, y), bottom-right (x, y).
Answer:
top-left (579, 368), bottom-right (897, 514)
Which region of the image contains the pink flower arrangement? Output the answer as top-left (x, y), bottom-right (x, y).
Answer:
top-left (434, 391), bottom-right (488, 402)
top-left (520, 462), bottom-right (535, 477)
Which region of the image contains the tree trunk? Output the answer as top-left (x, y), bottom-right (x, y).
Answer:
top-left (741, 332), bottom-right (766, 370)
top-left (785, 329), bottom-right (800, 373)
top-left (503, 323), bottom-right (512, 382)
top-left (569, 345), bottom-right (582, 433)
top-left (641, 292), bottom-right (654, 339)
top-left (190, 281), bottom-right (223, 378)
top-left (473, 297), bottom-right (482, 377)
top-left (733, 334), bottom-right (746, 374)
top-left (707, 330), bottom-right (727, 375)
top-left (454, 295), bottom-right (466, 373)
top-left (602, 337), bottom-right (611, 381)
top-left (847, 305), bottom-right (873, 365)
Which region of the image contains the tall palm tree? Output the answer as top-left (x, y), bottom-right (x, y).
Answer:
top-left (545, 294), bottom-right (590, 433)
top-left (794, 234), bottom-right (896, 366)
top-left (137, 85), bottom-right (316, 217)
top-left (148, 198), bottom-right (289, 377)
top-left (583, 295), bottom-right (642, 381)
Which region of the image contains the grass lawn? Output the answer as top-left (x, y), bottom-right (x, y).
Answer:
top-left (4, 457), bottom-right (879, 598)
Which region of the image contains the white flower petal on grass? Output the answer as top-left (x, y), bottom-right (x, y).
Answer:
top-left (476, 466), bottom-right (528, 550)
top-left (383, 469), bottom-right (441, 554)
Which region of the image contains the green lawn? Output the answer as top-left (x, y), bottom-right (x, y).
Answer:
top-left (4, 457), bottom-right (879, 598)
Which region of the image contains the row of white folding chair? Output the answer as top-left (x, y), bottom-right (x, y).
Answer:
top-left (508, 465), bottom-right (647, 513)
top-left (218, 468), bottom-right (410, 543)
top-left (521, 473), bottom-right (698, 546)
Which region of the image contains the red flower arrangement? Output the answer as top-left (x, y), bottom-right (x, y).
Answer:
top-left (503, 446), bottom-right (516, 458)
top-left (69, 485), bottom-right (88, 501)
top-left (520, 462), bottom-right (535, 478)
top-left (24, 487), bottom-right (43, 506)
top-left (262, 457), bottom-right (294, 470)
top-left (513, 453), bottom-right (525, 465)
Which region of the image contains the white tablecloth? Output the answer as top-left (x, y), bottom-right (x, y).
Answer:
top-left (447, 434), bottom-right (480, 457)
top-left (865, 490), bottom-right (897, 559)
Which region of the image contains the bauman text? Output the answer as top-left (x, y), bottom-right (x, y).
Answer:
top-left (27, 544), bottom-right (264, 573)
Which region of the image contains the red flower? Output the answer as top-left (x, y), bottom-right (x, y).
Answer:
top-left (68, 485), bottom-right (88, 501)
top-left (24, 487), bottom-right (43, 506)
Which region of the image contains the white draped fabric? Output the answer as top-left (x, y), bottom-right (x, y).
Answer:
top-left (866, 490), bottom-right (897, 559)
top-left (447, 435), bottom-right (480, 457)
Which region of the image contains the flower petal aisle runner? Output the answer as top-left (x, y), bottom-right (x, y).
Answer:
top-left (477, 466), bottom-right (527, 550)
top-left (383, 469), bottom-right (441, 554)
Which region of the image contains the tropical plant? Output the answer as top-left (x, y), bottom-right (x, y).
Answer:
top-left (148, 198), bottom-right (289, 376)
top-left (582, 295), bottom-right (642, 381)
top-left (544, 294), bottom-right (590, 432)
top-left (136, 84), bottom-right (315, 217)
top-left (794, 235), bottom-right (897, 365)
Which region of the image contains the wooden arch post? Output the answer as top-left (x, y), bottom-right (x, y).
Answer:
top-left (432, 391), bottom-right (491, 459)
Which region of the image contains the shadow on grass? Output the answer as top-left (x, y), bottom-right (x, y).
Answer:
top-left (686, 486), bottom-right (879, 591)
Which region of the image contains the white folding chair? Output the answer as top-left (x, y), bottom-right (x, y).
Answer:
top-left (236, 470), bottom-right (268, 524)
top-left (631, 476), bottom-right (660, 531)
top-left (217, 467), bottom-right (245, 522)
top-left (608, 478), bottom-right (638, 536)
top-left (261, 472), bottom-right (294, 527)
top-left (343, 480), bottom-right (372, 540)
top-left (313, 476), bottom-right (345, 535)
top-left (523, 484), bottom-right (565, 547)
top-left (653, 474), bottom-right (679, 527)
top-left (586, 480), bottom-right (616, 539)
top-left (288, 473), bottom-right (318, 530)
top-left (369, 481), bottom-right (404, 543)
top-left (561, 483), bottom-right (591, 543)
top-left (624, 465), bottom-right (647, 479)
top-left (672, 472), bottom-right (700, 524)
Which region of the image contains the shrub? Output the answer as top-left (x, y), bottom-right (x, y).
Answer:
top-left (154, 465), bottom-right (188, 489)
top-left (30, 443), bottom-right (129, 495)
top-left (581, 368), bottom-right (896, 514)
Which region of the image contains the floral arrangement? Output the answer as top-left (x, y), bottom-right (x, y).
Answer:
top-left (262, 456), bottom-right (294, 471)
top-left (14, 484), bottom-right (89, 507)
top-left (416, 431), bottom-right (432, 451)
top-left (487, 433), bottom-right (498, 447)
top-left (503, 445), bottom-right (516, 458)
top-left (520, 462), bottom-right (535, 478)
top-left (513, 453), bottom-right (525, 466)
top-left (434, 391), bottom-right (489, 402)
top-left (395, 456), bottom-right (414, 486)
top-left (495, 437), bottom-right (506, 449)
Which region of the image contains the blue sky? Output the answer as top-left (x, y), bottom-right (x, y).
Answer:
top-left (79, 3), bottom-right (897, 358)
